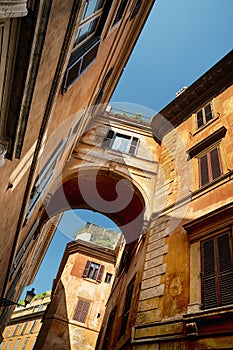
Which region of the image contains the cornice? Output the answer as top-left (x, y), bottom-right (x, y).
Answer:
top-left (152, 50), bottom-right (233, 137)
top-left (0, 1), bottom-right (27, 18)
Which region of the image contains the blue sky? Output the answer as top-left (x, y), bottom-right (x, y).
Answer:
top-left (20, 0), bottom-right (233, 298)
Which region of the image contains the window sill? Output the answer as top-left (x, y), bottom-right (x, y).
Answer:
top-left (192, 115), bottom-right (219, 136)
top-left (191, 170), bottom-right (233, 200)
top-left (83, 277), bottom-right (99, 284)
top-left (183, 304), bottom-right (233, 322)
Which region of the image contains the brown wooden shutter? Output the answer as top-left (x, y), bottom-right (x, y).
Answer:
top-left (218, 233), bottom-right (233, 306)
top-left (199, 154), bottom-right (209, 186)
top-left (129, 137), bottom-right (139, 155)
top-left (82, 260), bottom-right (91, 278)
top-left (73, 299), bottom-right (90, 323)
top-left (201, 238), bottom-right (217, 309)
top-left (210, 148), bottom-right (222, 180)
top-left (130, 0), bottom-right (142, 19)
top-left (96, 264), bottom-right (105, 282)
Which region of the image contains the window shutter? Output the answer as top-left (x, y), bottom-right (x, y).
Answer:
top-left (197, 110), bottom-right (204, 128)
top-left (210, 148), bottom-right (222, 180)
top-left (73, 299), bottom-right (90, 323)
top-left (96, 264), bottom-right (105, 282)
top-left (199, 154), bottom-right (209, 186)
top-left (102, 130), bottom-right (114, 147)
top-left (218, 233), bottom-right (233, 305)
top-left (129, 137), bottom-right (139, 155)
top-left (82, 260), bottom-right (91, 278)
top-left (201, 238), bottom-right (218, 309)
top-left (204, 103), bottom-right (213, 123)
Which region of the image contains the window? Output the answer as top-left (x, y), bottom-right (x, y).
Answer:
top-left (199, 147), bottom-right (222, 187)
top-left (13, 339), bottom-right (21, 350)
top-left (12, 325), bottom-right (20, 336)
top-left (63, 0), bottom-right (113, 91)
top-left (25, 138), bottom-right (67, 220)
top-left (11, 219), bottom-right (39, 278)
top-left (22, 338), bottom-right (30, 350)
top-left (196, 102), bottom-right (213, 129)
top-left (21, 322), bottom-right (28, 335)
top-left (5, 340), bottom-right (12, 350)
top-left (113, 0), bottom-right (129, 25)
top-left (29, 320), bottom-right (38, 333)
top-left (73, 299), bottom-right (90, 323)
top-left (82, 261), bottom-right (105, 282)
top-left (201, 232), bottom-right (233, 309)
top-left (130, 0), bottom-right (143, 20)
top-left (102, 307), bottom-right (117, 349)
top-left (103, 130), bottom-right (139, 155)
top-left (104, 273), bottom-right (113, 284)
top-left (120, 275), bottom-right (135, 336)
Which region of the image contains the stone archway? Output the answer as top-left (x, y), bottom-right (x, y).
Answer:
top-left (40, 168), bottom-right (145, 243)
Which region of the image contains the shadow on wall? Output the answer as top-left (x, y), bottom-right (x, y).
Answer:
top-left (33, 280), bottom-right (71, 350)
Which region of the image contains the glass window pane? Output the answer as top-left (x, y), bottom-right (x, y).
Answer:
top-left (112, 134), bottom-right (130, 152)
top-left (197, 110), bottom-right (204, 128)
top-left (204, 103), bottom-right (213, 122)
top-left (83, 0), bottom-right (105, 19)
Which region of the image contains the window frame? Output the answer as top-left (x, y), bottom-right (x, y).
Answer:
top-left (120, 275), bottom-right (135, 337)
top-left (82, 260), bottom-right (105, 282)
top-left (196, 102), bottom-right (214, 129)
top-left (73, 298), bottom-right (91, 323)
top-left (198, 146), bottom-right (223, 187)
top-left (63, 0), bottom-right (113, 92)
top-left (201, 231), bottom-right (233, 309)
top-left (102, 130), bottom-right (139, 155)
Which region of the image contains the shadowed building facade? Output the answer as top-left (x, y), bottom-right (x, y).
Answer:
top-left (0, 0), bottom-right (156, 340)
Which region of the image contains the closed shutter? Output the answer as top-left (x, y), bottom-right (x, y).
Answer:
top-left (129, 137), bottom-right (139, 155)
top-left (218, 233), bottom-right (233, 305)
top-left (210, 148), bottom-right (222, 180)
top-left (96, 264), bottom-right (105, 282)
top-left (73, 299), bottom-right (90, 323)
top-left (82, 260), bottom-right (91, 278)
top-left (199, 154), bottom-right (209, 186)
top-left (201, 238), bottom-right (217, 309)
top-left (201, 232), bottom-right (233, 309)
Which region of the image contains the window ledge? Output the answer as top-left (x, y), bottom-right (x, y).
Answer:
top-left (183, 304), bottom-right (233, 322)
top-left (192, 115), bottom-right (219, 136)
top-left (191, 169), bottom-right (233, 200)
top-left (83, 277), bottom-right (99, 284)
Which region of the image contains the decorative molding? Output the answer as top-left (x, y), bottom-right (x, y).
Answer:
top-left (0, 1), bottom-right (28, 18)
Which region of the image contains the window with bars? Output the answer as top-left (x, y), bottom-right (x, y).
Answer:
top-left (120, 275), bottom-right (135, 337)
top-left (73, 299), bottom-right (91, 323)
top-left (130, 0), bottom-right (143, 20)
top-left (12, 325), bottom-right (20, 336)
top-left (82, 260), bottom-right (105, 282)
top-left (201, 232), bottom-right (233, 309)
top-left (63, 0), bottom-right (113, 91)
top-left (103, 130), bottom-right (139, 155)
top-left (198, 147), bottom-right (222, 187)
top-left (13, 339), bottom-right (21, 350)
top-left (196, 103), bottom-right (213, 129)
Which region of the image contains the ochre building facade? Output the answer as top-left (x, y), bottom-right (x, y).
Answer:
top-left (0, 0), bottom-right (155, 339)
